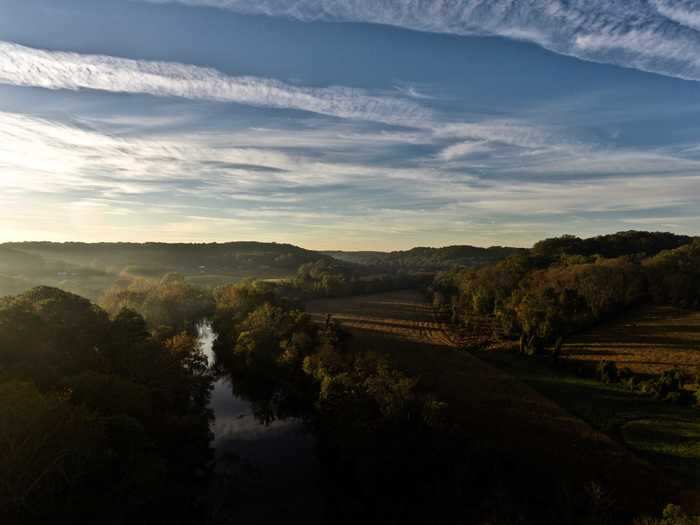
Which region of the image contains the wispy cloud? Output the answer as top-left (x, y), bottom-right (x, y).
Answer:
top-left (438, 141), bottom-right (492, 161)
top-left (0, 41), bottom-right (429, 126)
top-left (3, 107), bottom-right (700, 247)
top-left (142, 0), bottom-right (700, 82)
top-left (653, 0), bottom-right (700, 31)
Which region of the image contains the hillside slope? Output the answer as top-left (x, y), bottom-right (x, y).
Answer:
top-left (325, 245), bottom-right (523, 270)
top-left (4, 241), bottom-right (332, 276)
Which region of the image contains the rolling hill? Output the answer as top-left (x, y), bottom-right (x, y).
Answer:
top-left (324, 245), bottom-right (524, 270)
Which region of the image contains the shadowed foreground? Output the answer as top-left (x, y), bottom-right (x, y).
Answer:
top-left (307, 290), bottom-right (671, 515)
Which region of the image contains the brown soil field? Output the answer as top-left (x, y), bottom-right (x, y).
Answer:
top-left (306, 290), bottom-right (673, 514)
top-left (564, 306), bottom-right (700, 378)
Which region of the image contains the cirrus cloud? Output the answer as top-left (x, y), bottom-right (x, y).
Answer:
top-left (0, 41), bottom-right (430, 127)
top-left (142, 0), bottom-right (700, 82)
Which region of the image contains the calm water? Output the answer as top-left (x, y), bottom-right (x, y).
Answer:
top-left (196, 322), bottom-right (321, 504)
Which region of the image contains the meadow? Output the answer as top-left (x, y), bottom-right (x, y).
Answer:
top-left (3, 232), bottom-right (700, 524)
top-left (563, 305), bottom-right (700, 378)
top-left (307, 290), bottom-right (671, 517)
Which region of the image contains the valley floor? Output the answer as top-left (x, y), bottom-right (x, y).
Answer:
top-left (306, 290), bottom-right (672, 517)
top-left (563, 305), bottom-right (700, 378)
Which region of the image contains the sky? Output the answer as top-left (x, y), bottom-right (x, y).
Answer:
top-left (1, 1), bottom-right (700, 250)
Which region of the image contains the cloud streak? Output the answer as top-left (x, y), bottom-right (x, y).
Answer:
top-left (143, 0), bottom-right (700, 82)
top-left (0, 41), bottom-right (429, 126)
top-left (3, 107), bottom-right (700, 248)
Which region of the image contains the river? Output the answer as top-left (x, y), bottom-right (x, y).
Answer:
top-left (196, 322), bottom-right (323, 521)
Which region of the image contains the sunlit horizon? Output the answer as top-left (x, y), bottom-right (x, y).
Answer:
top-left (3, 0), bottom-right (700, 248)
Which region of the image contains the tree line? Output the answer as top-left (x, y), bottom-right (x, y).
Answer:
top-left (207, 280), bottom-right (624, 524)
top-left (433, 232), bottom-right (700, 345)
top-left (0, 287), bottom-right (213, 524)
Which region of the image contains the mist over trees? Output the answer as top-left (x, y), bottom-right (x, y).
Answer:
top-left (3, 241), bottom-right (331, 277)
top-left (99, 272), bottom-right (215, 334)
top-left (325, 244), bottom-right (523, 271)
top-left (1, 231), bottom-right (698, 523)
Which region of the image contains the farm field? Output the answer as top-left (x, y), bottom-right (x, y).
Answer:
top-left (306, 290), bottom-right (673, 515)
top-left (563, 305), bottom-right (700, 378)
top-left (480, 349), bottom-right (700, 511)
top-left (184, 272), bottom-right (292, 289)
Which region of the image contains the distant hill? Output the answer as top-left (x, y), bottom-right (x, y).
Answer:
top-left (0, 246), bottom-right (46, 275)
top-left (324, 245), bottom-right (524, 271)
top-left (0, 273), bottom-right (31, 296)
top-left (325, 232), bottom-right (698, 272)
top-left (532, 231), bottom-right (695, 258)
top-left (322, 251), bottom-right (389, 266)
top-left (3, 241), bottom-right (332, 277)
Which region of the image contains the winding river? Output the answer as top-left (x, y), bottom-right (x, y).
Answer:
top-left (196, 322), bottom-right (323, 519)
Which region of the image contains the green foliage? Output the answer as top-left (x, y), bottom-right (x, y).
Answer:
top-left (436, 232), bottom-right (699, 346)
top-left (211, 294), bottom-right (463, 523)
top-left (434, 253), bottom-right (549, 323)
top-left (100, 273), bottom-right (215, 332)
top-left (299, 343), bottom-right (452, 521)
top-left (0, 287), bottom-right (214, 524)
top-left (213, 279), bottom-right (279, 320)
top-left (0, 246), bottom-right (46, 275)
top-left (210, 281), bottom-right (290, 368)
top-left (596, 360), bottom-right (620, 384)
top-left (533, 231), bottom-right (692, 259)
top-left (4, 240), bottom-right (328, 276)
top-left (295, 259), bottom-right (354, 296)
top-left (65, 371), bottom-right (153, 419)
top-left (0, 287), bottom-right (111, 383)
top-left (290, 258), bottom-right (428, 298)
top-left (0, 380), bottom-right (103, 522)
top-left (638, 368), bottom-right (692, 404)
top-left (326, 244), bottom-right (523, 270)
top-left (644, 240), bottom-right (700, 308)
top-left (235, 303), bottom-right (317, 367)
top-left (634, 504), bottom-right (696, 525)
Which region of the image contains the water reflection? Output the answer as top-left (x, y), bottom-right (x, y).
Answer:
top-left (196, 321), bottom-right (318, 474)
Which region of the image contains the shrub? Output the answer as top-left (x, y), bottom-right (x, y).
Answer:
top-left (552, 336), bottom-right (564, 357)
top-left (633, 504), bottom-right (695, 525)
top-left (524, 335), bottom-right (545, 356)
top-left (619, 366), bottom-right (634, 380)
top-left (638, 369), bottom-right (693, 404)
top-left (652, 368), bottom-right (686, 400)
top-left (596, 360), bottom-right (619, 383)
top-left (623, 376), bottom-right (640, 391)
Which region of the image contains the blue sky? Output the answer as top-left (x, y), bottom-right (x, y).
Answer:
top-left (1, 0), bottom-right (700, 249)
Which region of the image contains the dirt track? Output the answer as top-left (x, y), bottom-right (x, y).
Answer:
top-left (307, 290), bottom-right (672, 514)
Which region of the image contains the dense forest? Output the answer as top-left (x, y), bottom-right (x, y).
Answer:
top-left (0, 287), bottom-right (212, 524)
top-left (325, 244), bottom-right (523, 271)
top-left (4, 241), bottom-right (330, 276)
top-left (2, 231), bottom-right (698, 524)
top-left (0, 242), bottom-right (459, 306)
top-left (433, 231), bottom-right (699, 348)
top-left (0, 241), bottom-right (518, 300)
top-left (1, 281), bottom-right (651, 525)
top-left (0, 242), bottom-right (342, 300)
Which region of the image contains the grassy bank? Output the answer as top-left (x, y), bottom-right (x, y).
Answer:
top-left (478, 348), bottom-right (700, 510)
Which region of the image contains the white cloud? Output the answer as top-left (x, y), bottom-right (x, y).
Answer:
top-left (439, 141), bottom-right (492, 161)
top-left (574, 29), bottom-right (700, 70)
top-left (3, 108), bottom-right (700, 247)
top-left (653, 1), bottom-right (700, 31)
top-left (0, 41), bottom-right (430, 127)
top-left (435, 121), bottom-right (552, 149)
top-left (141, 0), bottom-right (700, 82)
